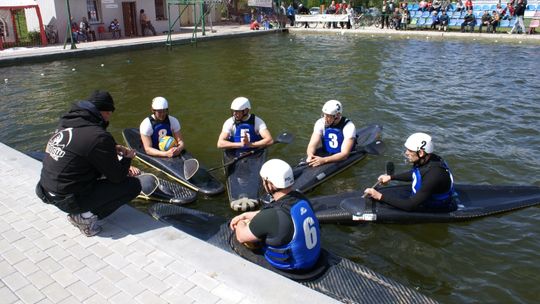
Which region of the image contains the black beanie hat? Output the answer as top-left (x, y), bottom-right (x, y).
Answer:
top-left (88, 90), bottom-right (115, 112)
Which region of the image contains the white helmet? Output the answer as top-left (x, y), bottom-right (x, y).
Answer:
top-left (230, 97), bottom-right (251, 111)
top-left (260, 159), bottom-right (294, 189)
top-left (404, 133), bottom-right (434, 154)
top-left (152, 97), bottom-right (168, 110)
top-left (322, 100), bottom-right (343, 115)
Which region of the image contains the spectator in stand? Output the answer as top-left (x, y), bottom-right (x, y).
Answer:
top-left (432, 0), bottom-right (442, 13)
top-left (419, 0), bottom-right (427, 11)
top-left (508, 0), bottom-right (526, 34)
top-left (431, 10), bottom-right (440, 29)
top-left (286, 3), bottom-right (295, 26)
top-left (456, 0), bottom-right (465, 12)
top-left (392, 7), bottom-right (401, 30)
top-left (479, 10), bottom-right (491, 33)
top-left (496, 3), bottom-right (505, 18)
top-left (488, 11), bottom-right (500, 33)
top-left (297, 3), bottom-right (310, 28)
top-left (465, 0), bottom-right (473, 11)
top-left (109, 19), bottom-right (121, 39)
top-left (461, 9), bottom-right (476, 32)
top-left (439, 10), bottom-right (449, 31)
top-left (401, 8), bottom-right (410, 30)
top-left (381, 0), bottom-right (390, 29)
top-left (79, 17), bottom-right (96, 42)
top-left (250, 18), bottom-right (260, 30)
top-left (502, 2), bottom-right (515, 20)
top-left (426, 0), bottom-right (433, 12)
top-left (70, 20), bottom-right (81, 43)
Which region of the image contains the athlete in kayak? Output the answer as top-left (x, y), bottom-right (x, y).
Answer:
top-left (363, 132), bottom-right (458, 212)
top-left (230, 159), bottom-right (321, 271)
top-left (306, 100), bottom-right (357, 167)
top-left (139, 97), bottom-right (184, 158)
top-left (217, 97), bottom-right (273, 152)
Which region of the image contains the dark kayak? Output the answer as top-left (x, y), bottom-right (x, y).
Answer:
top-left (148, 203), bottom-right (435, 303)
top-left (292, 124), bottom-right (385, 194)
top-left (26, 151), bottom-right (197, 205)
top-left (224, 148), bottom-right (267, 211)
top-left (122, 128), bottom-right (224, 196)
top-left (311, 184), bottom-right (540, 224)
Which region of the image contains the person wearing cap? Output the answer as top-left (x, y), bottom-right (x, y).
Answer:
top-left (230, 159), bottom-right (321, 271)
top-left (306, 100), bottom-right (356, 167)
top-left (36, 90), bottom-right (141, 237)
top-left (139, 96), bottom-right (184, 158)
top-left (217, 97), bottom-right (273, 152)
top-left (363, 132), bottom-right (458, 212)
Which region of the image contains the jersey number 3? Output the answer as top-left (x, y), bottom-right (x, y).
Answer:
top-left (328, 133), bottom-right (339, 149)
top-left (303, 217), bottom-right (318, 249)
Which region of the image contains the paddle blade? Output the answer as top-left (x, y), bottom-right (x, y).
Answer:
top-left (363, 139), bottom-right (385, 155)
top-left (184, 158), bottom-right (199, 180)
top-left (386, 162), bottom-right (395, 176)
top-left (276, 131), bottom-right (294, 144)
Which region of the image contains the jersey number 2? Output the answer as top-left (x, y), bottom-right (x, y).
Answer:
top-left (303, 217), bottom-right (318, 249)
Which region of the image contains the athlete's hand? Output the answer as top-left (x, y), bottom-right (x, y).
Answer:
top-left (308, 156), bottom-right (326, 167)
top-left (128, 166), bottom-right (141, 177)
top-left (363, 188), bottom-right (383, 200)
top-left (242, 135), bottom-right (250, 147)
top-left (378, 174), bottom-right (391, 184)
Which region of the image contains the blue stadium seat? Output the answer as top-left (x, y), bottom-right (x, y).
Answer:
top-left (482, 4), bottom-right (490, 11)
top-left (526, 4), bottom-right (536, 11)
top-left (502, 4), bottom-right (507, 9)
top-left (449, 18), bottom-right (459, 26)
top-left (473, 5), bottom-right (481, 11)
top-left (452, 11), bottom-right (461, 18)
top-left (476, 19), bottom-right (483, 26)
top-left (410, 17), bottom-right (418, 25)
top-left (510, 18), bottom-right (517, 26)
top-left (499, 20), bottom-right (510, 27)
top-left (460, 11), bottom-right (468, 18)
top-left (417, 17), bottom-right (426, 27)
top-left (421, 11), bottom-right (430, 18)
top-left (415, 11), bottom-right (424, 18)
top-left (448, 4), bottom-right (456, 12)
top-left (490, 5), bottom-right (497, 11)
top-left (412, 4), bottom-right (419, 11)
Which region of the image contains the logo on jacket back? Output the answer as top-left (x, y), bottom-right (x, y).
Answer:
top-left (46, 128), bottom-right (73, 161)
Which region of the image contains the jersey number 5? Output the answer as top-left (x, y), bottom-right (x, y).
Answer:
top-left (303, 217), bottom-right (318, 249)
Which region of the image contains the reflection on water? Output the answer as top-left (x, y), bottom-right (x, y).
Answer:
top-left (1, 33), bottom-right (539, 303)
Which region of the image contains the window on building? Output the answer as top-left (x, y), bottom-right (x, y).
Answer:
top-left (86, 0), bottom-right (102, 23)
top-left (155, 0), bottom-right (167, 20)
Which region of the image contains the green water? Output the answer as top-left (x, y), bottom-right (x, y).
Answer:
top-left (1, 33), bottom-right (539, 303)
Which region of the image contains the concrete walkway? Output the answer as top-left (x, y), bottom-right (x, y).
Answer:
top-left (0, 143), bottom-right (336, 304)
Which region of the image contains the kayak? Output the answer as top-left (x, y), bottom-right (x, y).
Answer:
top-left (26, 151), bottom-right (197, 205)
top-left (223, 148), bottom-right (267, 211)
top-left (148, 203), bottom-right (436, 303)
top-left (122, 128), bottom-right (224, 196)
top-left (311, 184), bottom-right (540, 224)
top-left (292, 124), bottom-right (385, 194)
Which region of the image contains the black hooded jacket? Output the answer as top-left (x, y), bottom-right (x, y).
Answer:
top-left (39, 101), bottom-right (131, 195)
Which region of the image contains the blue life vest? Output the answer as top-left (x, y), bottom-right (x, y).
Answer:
top-left (149, 116), bottom-right (172, 149)
top-left (322, 117), bottom-right (351, 154)
top-left (411, 159), bottom-right (456, 208)
top-left (228, 114), bottom-right (262, 152)
top-left (264, 198), bottom-right (321, 270)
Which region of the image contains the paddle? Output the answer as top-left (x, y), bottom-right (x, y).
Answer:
top-left (362, 161), bottom-right (394, 198)
top-left (207, 131), bottom-right (294, 172)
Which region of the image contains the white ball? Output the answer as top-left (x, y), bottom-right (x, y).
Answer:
top-left (100, 63), bottom-right (104, 67)
top-left (40, 73), bottom-right (44, 76)
top-left (3, 78), bottom-right (7, 83)
top-left (71, 68), bottom-right (76, 71)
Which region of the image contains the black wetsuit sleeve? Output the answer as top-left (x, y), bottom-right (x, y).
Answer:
top-left (88, 134), bottom-right (131, 183)
top-left (381, 166), bottom-right (449, 211)
top-left (391, 171), bottom-right (413, 182)
top-left (249, 208), bottom-right (293, 246)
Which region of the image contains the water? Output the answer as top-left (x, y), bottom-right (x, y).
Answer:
top-left (1, 33), bottom-right (539, 303)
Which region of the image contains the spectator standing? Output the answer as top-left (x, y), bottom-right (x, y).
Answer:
top-left (286, 3), bottom-right (295, 26)
top-left (401, 8), bottom-right (410, 30)
top-left (140, 9), bottom-right (157, 36)
top-left (381, 0), bottom-right (390, 29)
top-left (508, 0), bottom-right (526, 34)
top-left (326, 1), bottom-right (337, 28)
top-left (297, 3), bottom-right (310, 28)
top-left (479, 10), bottom-right (491, 33)
top-left (461, 9), bottom-right (476, 32)
top-left (346, 4), bottom-right (354, 29)
top-left (392, 7), bottom-right (401, 30)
